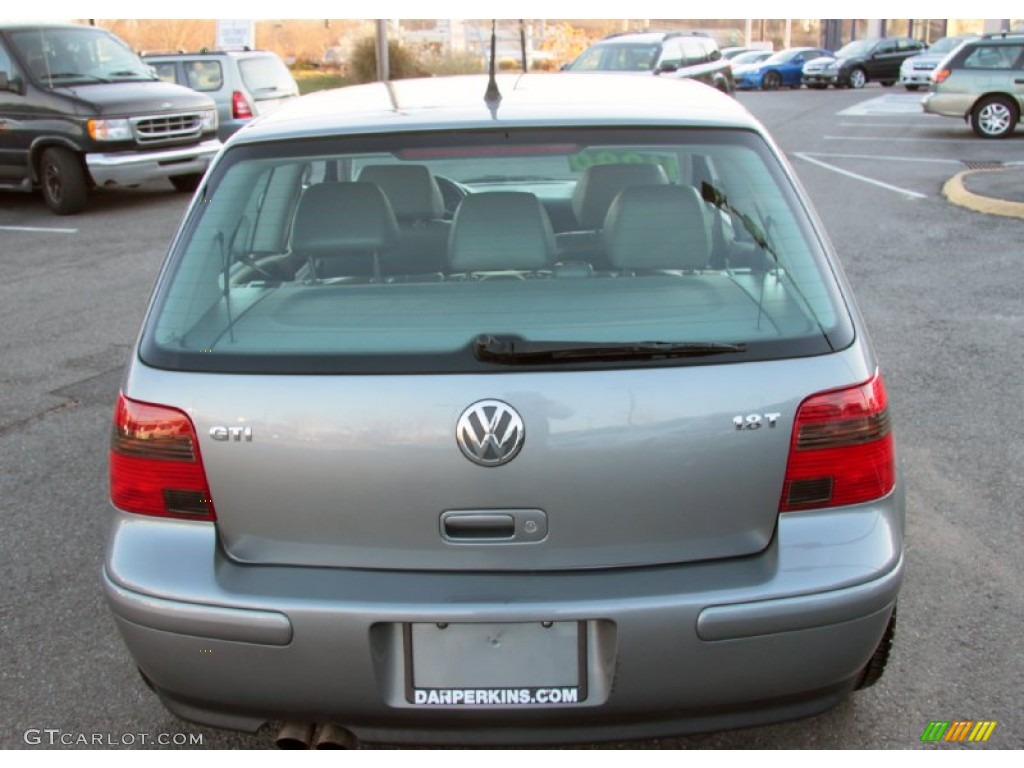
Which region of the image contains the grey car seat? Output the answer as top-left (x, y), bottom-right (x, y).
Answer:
top-left (448, 192), bottom-right (555, 275)
top-left (357, 164), bottom-right (450, 275)
top-left (291, 182), bottom-right (398, 280)
top-left (557, 163), bottom-right (670, 269)
top-left (603, 185), bottom-right (712, 272)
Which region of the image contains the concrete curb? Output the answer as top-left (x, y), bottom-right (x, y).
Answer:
top-left (943, 168), bottom-right (1024, 220)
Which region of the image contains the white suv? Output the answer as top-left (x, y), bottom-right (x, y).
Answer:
top-left (145, 49), bottom-right (299, 140)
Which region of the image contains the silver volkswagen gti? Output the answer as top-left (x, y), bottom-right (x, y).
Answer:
top-left (104, 73), bottom-right (903, 746)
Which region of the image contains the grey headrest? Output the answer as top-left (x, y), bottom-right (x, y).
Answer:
top-left (572, 163), bottom-right (669, 229)
top-left (449, 192), bottom-right (555, 272)
top-left (291, 182), bottom-right (398, 254)
top-left (603, 185), bottom-right (711, 271)
top-left (357, 164), bottom-right (445, 221)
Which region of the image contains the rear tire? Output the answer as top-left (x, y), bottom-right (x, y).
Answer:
top-left (855, 606), bottom-right (896, 690)
top-left (170, 174), bottom-right (203, 193)
top-left (970, 95), bottom-right (1018, 139)
top-left (40, 147), bottom-right (88, 215)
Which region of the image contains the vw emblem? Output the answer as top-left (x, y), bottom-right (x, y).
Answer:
top-left (456, 400), bottom-right (525, 467)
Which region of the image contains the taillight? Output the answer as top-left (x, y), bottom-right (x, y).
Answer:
top-left (232, 90), bottom-right (253, 119)
top-left (780, 372), bottom-right (894, 512)
top-left (110, 393), bottom-right (216, 520)
top-left (933, 68), bottom-right (951, 84)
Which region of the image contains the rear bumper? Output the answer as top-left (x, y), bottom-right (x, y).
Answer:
top-left (103, 489), bottom-right (904, 742)
top-left (922, 91), bottom-right (974, 119)
top-left (85, 138), bottom-right (221, 187)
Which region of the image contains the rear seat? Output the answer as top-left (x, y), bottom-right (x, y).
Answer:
top-left (291, 181), bottom-right (398, 281)
top-left (448, 192), bottom-right (555, 277)
top-left (357, 164), bottom-right (450, 275)
top-left (557, 163), bottom-right (669, 269)
top-left (603, 185), bottom-right (712, 273)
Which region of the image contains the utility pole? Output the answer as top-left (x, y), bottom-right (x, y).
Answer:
top-left (375, 19), bottom-right (389, 82)
top-left (520, 20), bottom-right (527, 73)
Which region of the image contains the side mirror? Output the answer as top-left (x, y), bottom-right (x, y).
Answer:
top-left (710, 50), bottom-right (722, 61)
top-left (657, 60), bottom-right (679, 73)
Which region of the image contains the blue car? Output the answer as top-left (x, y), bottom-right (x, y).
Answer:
top-left (736, 47), bottom-right (832, 90)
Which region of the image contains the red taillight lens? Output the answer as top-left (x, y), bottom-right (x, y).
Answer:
top-left (933, 68), bottom-right (951, 84)
top-left (110, 394), bottom-right (216, 520)
top-left (231, 90), bottom-right (253, 119)
top-left (780, 372), bottom-right (895, 512)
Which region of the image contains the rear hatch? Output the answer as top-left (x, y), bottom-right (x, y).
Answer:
top-left (127, 351), bottom-right (866, 571)
top-left (238, 54), bottom-right (298, 115)
top-left (127, 120), bottom-right (862, 572)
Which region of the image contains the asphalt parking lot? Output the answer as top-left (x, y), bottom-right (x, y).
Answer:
top-left (1, 84), bottom-right (1022, 749)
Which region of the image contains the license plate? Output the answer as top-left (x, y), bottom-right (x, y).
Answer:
top-left (404, 621), bottom-right (587, 706)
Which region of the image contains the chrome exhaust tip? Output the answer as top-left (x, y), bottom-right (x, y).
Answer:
top-left (314, 723), bottom-right (358, 750)
top-left (275, 722), bottom-right (315, 749)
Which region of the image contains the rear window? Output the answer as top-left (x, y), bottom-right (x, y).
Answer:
top-left (184, 59), bottom-right (222, 91)
top-left (141, 128), bottom-right (852, 374)
top-left (961, 44), bottom-right (1024, 69)
top-left (238, 55), bottom-right (295, 94)
top-left (568, 44), bottom-right (660, 72)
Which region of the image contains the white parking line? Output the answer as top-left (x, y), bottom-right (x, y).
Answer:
top-left (799, 152), bottom-right (961, 165)
top-left (825, 135), bottom-right (973, 143)
top-left (837, 95), bottom-right (926, 116)
top-left (837, 122), bottom-right (938, 128)
top-left (0, 225), bottom-right (78, 233)
top-left (793, 153), bottom-right (928, 199)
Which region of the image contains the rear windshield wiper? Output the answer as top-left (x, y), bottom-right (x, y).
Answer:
top-left (473, 334), bottom-right (746, 365)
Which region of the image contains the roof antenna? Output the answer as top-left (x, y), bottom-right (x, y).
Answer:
top-left (484, 19), bottom-right (502, 106)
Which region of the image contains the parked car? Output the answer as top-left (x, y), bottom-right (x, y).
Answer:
top-left (0, 23), bottom-right (219, 214)
top-left (728, 50), bottom-right (772, 68)
top-left (802, 36), bottom-right (925, 89)
top-left (104, 72), bottom-right (903, 746)
top-left (721, 46), bottom-right (766, 60)
top-left (735, 47), bottom-right (832, 90)
top-left (144, 49), bottom-right (299, 141)
top-left (898, 34), bottom-right (979, 90)
top-left (565, 31), bottom-right (734, 93)
top-left (923, 33), bottom-right (1024, 138)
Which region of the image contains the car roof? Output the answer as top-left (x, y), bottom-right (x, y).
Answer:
top-left (0, 22), bottom-right (97, 32)
top-left (231, 74), bottom-right (758, 145)
top-left (596, 32), bottom-right (669, 45)
top-left (976, 33), bottom-right (1024, 43)
top-left (770, 47), bottom-right (821, 55)
top-left (143, 50), bottom-right (276, 59)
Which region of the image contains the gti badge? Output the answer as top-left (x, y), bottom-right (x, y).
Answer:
top-left (210, 425), bottom-right (252, 442)
top-left (456, 400), bottom-right (524, 467)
